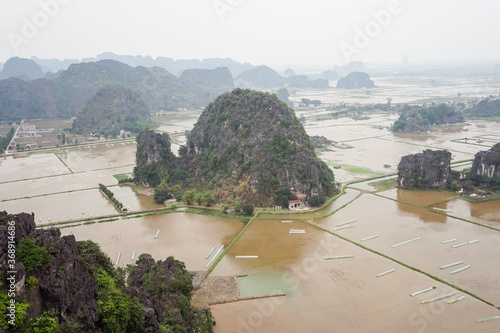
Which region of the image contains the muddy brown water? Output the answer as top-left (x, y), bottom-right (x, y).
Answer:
top-left (210, 218), bottom-right (499, 333)
top-left (2, 99), bottom-right (500, 332)
top-left (108, 185), bottom-right (164, 211)
top-left (60, 213), bottom-right (243, 271)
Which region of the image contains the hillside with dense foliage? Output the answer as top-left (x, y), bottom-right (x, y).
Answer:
top-left (0, 59), bottom-right (214, 121)
top-left (0, 211), bottom-right (211, 332)
top-left (73, 85), bottom-right (150, 136)
top-left (392, 103), bottom-right (465, 133)
top-left (135, 89), bottom-right (336, 205)
top-left (466, 98), bottom-right (500, 118)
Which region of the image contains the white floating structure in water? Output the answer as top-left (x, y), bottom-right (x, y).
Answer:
top-left (441, 238), bottom-right (457, 244)
top-left (235, 255), bottom-right (259, 259)
top-left (377, 269), bottom-right (395, 277)
top-left (289, 229), bottom-right (306, 234)
top-left (448, 296), bottom-right (465, 304)
top-left (281, 220), bottom-right (293, 223)
top-left (451, 242), bottom-right (468, 248)
top-left (432, 207), bottom-right (452, 213)
top-left (477, 316), bottom-right (500, 323)
top-left (439, 261), bottom-right (464, 270)
top-left (410, 286), bottom-right (435, 297)
top-left (87, 210), bottom-right (92, 217)
top-left (115, 252), bottom-right (121, 266)
top-left (334, 224), bottom-right (354, 231)
top-left (205, 245), bottom-right (224, 268)
top-left (421, 291), bottom-right (458, 304)
top-left (468, 239), bottom-right (479, 244)
top-left (392, 237), bottom-right (421, 248)
top-left (336, 219), bottom-right (358, 227)
top-left (205, 245), bottom-right (217, 259)
top-left (361, 234), bottom-right (379, 241)
top-left (155, 229), bottom-right (160, 239)
top-left (324, 255), bottom-right (354, 260)
top-left (131, 251), bottom-right (136, 260)
top-left (450, 265), bottom-right (471, 275)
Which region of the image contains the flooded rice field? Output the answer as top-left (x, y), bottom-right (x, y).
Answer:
top-left (2, 189), bottom-right (118, 224)
top-left (107, 185), bottom-right (164, 211)
top-left (290, 75), bottom-right (500, 105)
top-left (60, 213), bottom-right (243, 271)
top-left (2, 78), bottom-right (500, 332)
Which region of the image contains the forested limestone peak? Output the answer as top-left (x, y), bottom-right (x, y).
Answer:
top-left (185, 88), bottom-right (335, 204)
top-left (134, 89), bottom-right (336, 205)
top-left (73, 84), bottom-right (150, 136)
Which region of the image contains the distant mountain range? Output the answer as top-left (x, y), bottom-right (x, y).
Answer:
top-left (0, 60), bottom-right (219, 121)
top-left (30, 52), bottom-right (255, 78)
top-left (0, 57), bottom-right (44, 81)
top-left (179, 67), bottom-right (235, 100)
top-left (235, 65), bottom-right (329, 90)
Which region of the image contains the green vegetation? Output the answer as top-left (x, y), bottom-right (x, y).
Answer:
top-left (180, 189), bottom-right (216, 207)
top-left (154, 181), bottom-right (181, 204)
top-left (308, 195), bottom-right (326, 207)
top-left (96, 269), bottom-right (144, 333)
top-left (99, 184), bottom-right (123, 210)
top-left (392, 103), bottom-right (464, 133)
top-left (275, 187), bottom-right (298, 208)
top-left (0, 127), bottom-right (15, 152)
top-left (301, 98), bottom-right (321, 107)
top-left (466, 98), bottom-right (500, 118)
top-left (25, 314), bottom-right (61, 333)
top-left (241, 203), bottom-right (254, 215)
top-left (16, 237), bottom-right (53, 272)
top-left (182, 189), bottom-right (196, 205)
top-left (113, 173), bottom-right (134, 183)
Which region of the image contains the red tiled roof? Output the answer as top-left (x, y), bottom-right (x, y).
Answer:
top-left (288, 200), bottom-right (301, 203)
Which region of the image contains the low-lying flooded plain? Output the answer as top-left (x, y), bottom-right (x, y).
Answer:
top-left (2, 76), bottom-right (500, 332)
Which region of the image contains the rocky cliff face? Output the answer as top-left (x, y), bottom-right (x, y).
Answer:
top-left (1, 211), bottom-right (211, 332)
top-left (73, 84), bottom-right (150, 135)
top-left (471, 143), bottom-right (500, 178)
top-left (134, 89), bottom-right (336, 205)
top-left (336, 72), bottom-right (375, 89)
top-left (134, 130), bottom-right (178, 186)
top-left (397, 150), bottom-right (452, 189)
top-left (0, 211), bottom-right (99, 331)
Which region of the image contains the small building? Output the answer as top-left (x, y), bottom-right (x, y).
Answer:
top-left (87, 137), bottom-right (97, 142)
top-left (119, 130), bottom-right (131, 137)
top-left (20, 124), bottom-right (37, 136)
top-left (288, 200), bottom-right (305, 210)
top-left (9, 141), bottom-right (17, 150)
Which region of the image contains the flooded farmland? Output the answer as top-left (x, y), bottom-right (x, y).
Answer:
top-left (2, 77), bottom-right (500, 332)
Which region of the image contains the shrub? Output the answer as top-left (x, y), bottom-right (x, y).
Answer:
top-left (26, 314), bottom-right (61, 333)
top-left (25, 276), bottom-right (38, 291)
top-left (308, 195), bottom-right (326, 207)
top-left (16, 237), bottom-right (53, 272)
top-left (241, 203), bottom-right (254, 216)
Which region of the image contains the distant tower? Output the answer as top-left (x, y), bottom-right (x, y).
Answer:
top-left (402, 54), bottom-right (409, 66)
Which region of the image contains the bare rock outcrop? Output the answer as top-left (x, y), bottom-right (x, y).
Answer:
top-left (397, 150), bottom-right (451, 189)
top-left (471, 143), bottom-right (500, 179)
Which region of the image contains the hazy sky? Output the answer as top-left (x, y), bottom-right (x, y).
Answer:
top-left (1, 0), bottom-right (500, 67)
